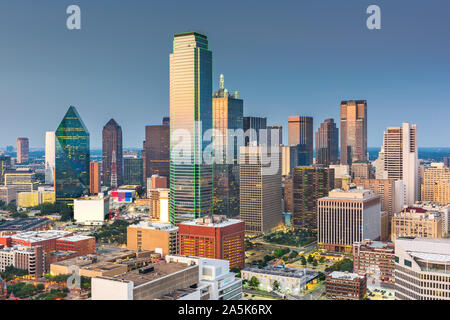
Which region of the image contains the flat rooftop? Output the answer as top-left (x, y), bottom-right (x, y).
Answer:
top-left (0, 218), bottom-right (50, 231)
top-left (243, 266), bottom-right (318, 281)
top-left (328, 271), bottom-right (364, 280)
top-left (11, 230), bottom-right (71, 243)
top-left (57, 235), bottom-right (94, 242)
top-left (114, 262), bottom-right (192, 287)
top-left (129, 221), bottom-right (178, 232)
top-left (321, 188), bottom-right (379, 201)
top-left (180, 216), bottom-right (242, 228)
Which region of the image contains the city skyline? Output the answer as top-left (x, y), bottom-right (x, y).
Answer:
top-left (0, 1), bottom-right (449, 149)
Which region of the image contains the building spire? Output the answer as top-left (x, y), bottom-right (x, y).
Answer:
top-left (219, 74), bottom-right (224, 90)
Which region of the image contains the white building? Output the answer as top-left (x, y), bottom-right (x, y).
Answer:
top-left (382, 123), bottom-right (419, 206)
top-left (394, 237), bottom-right (450, 300)
top-left (74, 195), bottom-right (109, 225)
top-left (45, 131), bottom-right (55, 185)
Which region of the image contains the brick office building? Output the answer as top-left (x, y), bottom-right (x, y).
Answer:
top-left (325, 271), bottom-right (367, 300)
top-left (178, 216), bottom-right (245, 269)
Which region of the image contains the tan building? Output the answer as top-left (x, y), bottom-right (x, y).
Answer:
top-left (352, 240), bottom-right (395, 286)
top-left (421, 166), bottom-right (450, 203)
top-left (239, 146), bottom-right (282, 234)
top-left (351, 161), bottom-right (372, 179)
top-left (16, 138), bottom-right (29, 164)
top-left (435, 179), bottom-right (450, 206)
top-left (340, 100), bottom-right (367, 165)
top-left (127, 221), bottom-right (178, 256)
top-left (391, 207), bottom-right (443, 241)
top-left (89, 162), bottom-right (101, 195)
top-left (0, 185), bottom-right (17, 205)
top-left (148, 188), bottom-right (169, 222)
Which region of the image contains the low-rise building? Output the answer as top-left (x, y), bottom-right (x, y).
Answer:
top-left (127, 221), bottom-right (178, 256)
top-left (352, 240), bottom-right (395, 286)
top-left (325, 271), bottom-right (367, 300)
top-left (17, 190), bottom-right (55, 208)
top-left (241, 266), bottom-right (318, 296)
top-left (0, 218), bottom-right (51, 237)
top-left (0, 245), bottom-right (44, 278)
top-left (74, 195), bottom-right (109, 225)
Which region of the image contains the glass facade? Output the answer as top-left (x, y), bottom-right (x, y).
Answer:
top-left (55, 106), bottom-right (90, 202)
top-left (124, 158), bottom-right (143, 185)
top-left (169, 32), bottom-right (213, 223)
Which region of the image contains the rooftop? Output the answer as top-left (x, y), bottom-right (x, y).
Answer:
top-left (0, 218), bottom-right (50, 231)
top-left (321, 188), bottom-right (379, 201)
top-left (128, 221), bottom-right (178, 232)
top-left (180, 215), bottom-right (243, 228)
top-left (328, 271), bottom-right (365, 280)
top-left (243, 266), bottom-right (318, 281)
top-left (11, 230), bottom-right (71, 243)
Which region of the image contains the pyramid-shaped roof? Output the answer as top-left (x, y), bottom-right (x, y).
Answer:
top-left (56, 106), bottom-right (89, 135)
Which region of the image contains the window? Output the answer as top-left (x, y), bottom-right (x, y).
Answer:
top-left (404, 259), bottom-right (412, 267)
top-left (395, 256), bottom-right (399, 263)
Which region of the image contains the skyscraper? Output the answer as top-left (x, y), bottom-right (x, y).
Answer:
top-left (267, 125), bottom-right (283, 146)
top-left (382, 123), bottom-right (418, 205)
top-left (102, 119), bottom-right (123, 187)
top-left (243, 116), bottom-right (267, 146)
top-left (89, 161), bottom-right (101, 195)
top-left (288, 116), bottom-right (313, 166)
top-left (340, 100), bottom-right (367, 165)
top-left (142, 125), bottom-right (169, 182)
top-left (239, 146), bottom-right (282, 234)
top-left (292, 166), bottom-right (334, 229)
top-left (45, 131), bottom-right (55, 185)
top-left (169, 32), bottom-right (213, 223)
top-left (212, 74), bottom-right (243, 217)
top-left (55, 106), bottom-right (90, 202)
top-left (16, 138), bottom-right (29, 164)
top-left (315, 119), bottom-right (338, 167)
top-left (124, 157), bottom-right (143, 185)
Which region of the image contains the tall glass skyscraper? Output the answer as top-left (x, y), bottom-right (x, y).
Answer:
top-left (169, 32), bottom-right (213, 223)
top-left (55, 106), bottom-right (90, 203)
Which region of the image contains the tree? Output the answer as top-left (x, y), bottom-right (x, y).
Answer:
top-left (289, 251), bottom-right (298, 259)
top-left (272, 280), bottom-right (281, 292)
top-left (312, 260), bottom-right (318, 267)
top-left (318, 272), bottom-right (326, 281)
top-left (307, 255), bottom-right (314, 264)
top-left (248, 276), bottom-right (260, 290)
top-left (319, 256), bottom-right (326, 263)
top-left (300, 255), bottom-right (307, 266)
top-left (36, 283), bottom-right (45, 292)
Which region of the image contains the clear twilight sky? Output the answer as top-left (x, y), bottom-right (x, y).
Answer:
top-left (0, 0), bottom-right (449, 149)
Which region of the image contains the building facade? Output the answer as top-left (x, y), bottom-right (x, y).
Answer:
top-left (16, 138), bottom-right (29, 164)
top-left (123, 157), bottom-right (143, 186)
top-left (288, 116), bottom-right (313, 166)
top-left (127, 221), bottom-right (178, 256)
top-left (45, 131), bottom-right (55, 185)
top-left (102, 119), bottom-right (123, 187)
top-left (315, 118), bottom-right (339, 167)
top-left (340, 100), bottom-right (367, 165)
top-left (89, 161), bottom-right (101, 195)
top-left (142, 125), bottom-right (170, 182)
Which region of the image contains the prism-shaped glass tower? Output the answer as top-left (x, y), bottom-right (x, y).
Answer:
top-left (55, 106), bottom-right (90, 202)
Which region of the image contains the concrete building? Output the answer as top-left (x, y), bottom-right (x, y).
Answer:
top-left (340, 100), bottom-right (367, 165)
top-left (329, 164), bottom-right (350, 189)
top-left (239, 146), bottom-right (282, 234)
top-left (281, 145), bottom-right (298, 177)
top-left (148, 188), bottom-right (169, 222)
top-left (318, 188), bottom-right (381, 253)
top-left (325, 271), bottom-right (367, 300)
top-left (241, 266), bottom-right (318, 296)
top-left (421, 166), bottom-right (450, 205)
top-left (315, 118), bottom-right (339, 167)
top-left (17, 189), bottom-right (55, 208)
top-left (0, 185), bottom-right (17, 205)
top-left (127, 221), bottom-right (178, 256)
top-left (394, 237), bottom-right (450, 300)
top-left (352, 240), bottom-right (395, 286)
top-left (143, 125), bottom-right (170, 182)
top-left (55, 235), bottom-right (96, 256)
top-left (73, 195), bottom-right (109, 225)
top-left (408, 202), bottom-right (450, 237)
top-left (178, 215), bottom-right (245, 269)
top-left (351, 161), bottom-right (373, 179)
top-left (4, 170), bottom-right (37, 193)
top-left (382, 123), bottom-right (419, 205)
top-left (391, 207), bottom-right (443, 241)
top-left (146, 174), bottom-right (167, 190)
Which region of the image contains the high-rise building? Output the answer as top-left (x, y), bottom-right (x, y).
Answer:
top-left (288, 116), bottom-right (313, 166)
top-left (243, 116), bottom-right (267, 146)
top-left (340, 100), bottom-right (367, 165)
top-left (239, 146), bottom-right (282, 234)
top-left (394, 237), bottom-right (450, 300)
top-left (89, 162), bottom-right (101, 195)
top-left (148, 188), bottom-right (170, 222)
top-left (102, 119), bottom-right (123, 187)
top-left (315, 119), bottom-right (338, 167)
top-left (123, 158), bottom-right (143, 186)
top-left (444, 157), bottom-right (450, 168)
top-left (178, 215), bottom-right (245, 269)
top-left (212, 74), bottom-right (243, 218)
top-left (45, 131), bottom-right (55, 185)
top-left (281, 145), bottom-right (298, 177)
top-left (169, 32), bottom-right (213, 223)
top-left (421, 166), bottom-right (450, 204)
top-left (16, 138), bottom-right (29, 164)
top-left (162, 117), bottom-right (170, 125)
top-left (351, 161), bottom-right (373, 179)
top-left (267, 125), bottom-right (283, 146)
top-left (0, 155), bottom-right (11, 184)
top-left (318, 188), bottom-right (381, 253)
top-left (382, 123), bottom-right (419, 205)
top-left (142, 125), bottom-right (170, 182)
top-left (55, 106), bottom-right (90, 202)
top-left (291, 166), bottom-right (334, 229)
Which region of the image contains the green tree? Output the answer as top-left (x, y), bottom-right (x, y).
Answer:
top-left (248, 276), bottom-right (260, 290)
top-left (307, 255), bottom-right (314, 264)
top-left (272, 280), bottom-right (281, 292)
top-left (312, 260), bottom-right (318, 267)
top-left (300, 255), bottom-right (307, 266)
top-left (289, 251), bottom-right (298, 259)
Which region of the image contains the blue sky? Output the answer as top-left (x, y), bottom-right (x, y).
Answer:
top-left (0, 0), bottom-right (449, 148)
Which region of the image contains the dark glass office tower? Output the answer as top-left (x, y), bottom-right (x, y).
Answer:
top-left (292, 166), bottom-right (334, 229)
top-left (340, 100), bottom-right (367, 165)
top-left (124, 158), bottom-right (143, 185)
top-left (142, 125), bottom-right (170, 182)
top-left (55, 106), bottom-right (90, 202)
top-left (288, 116), bottom-right (313, 166)
top-left (102, 119), bottom-right (123, 187)
top-left (315, 118), bottom-right (339, 167)
top-left (243, 116), bottom-right (267, 146)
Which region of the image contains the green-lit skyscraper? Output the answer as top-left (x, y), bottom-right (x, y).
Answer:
top-left (55, 106), bottom-right (90, 203)
top-left (169, 32), bottom-right (213, 223)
